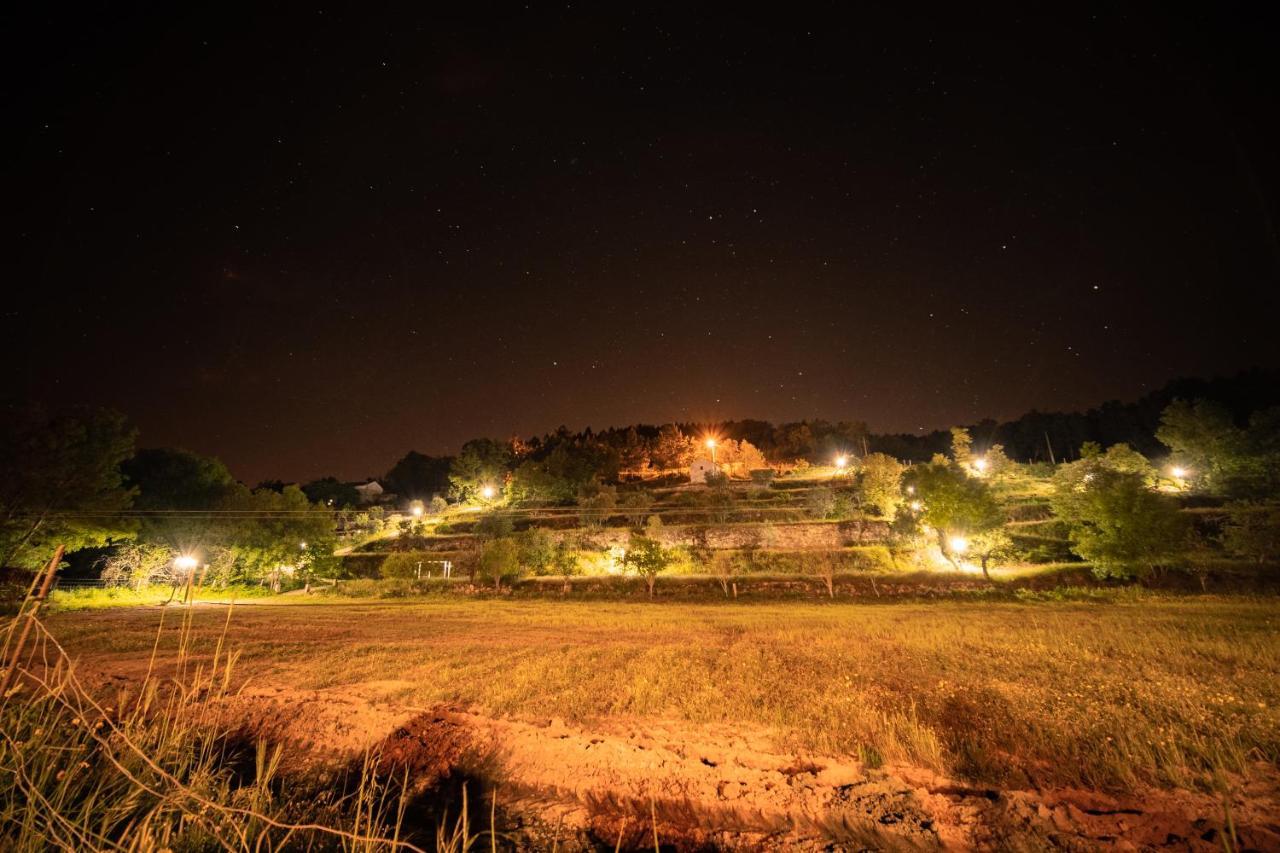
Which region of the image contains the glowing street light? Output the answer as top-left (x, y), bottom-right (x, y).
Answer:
top-left (909, 500), bottom-right (923, 512)
top-left (948, 536), bottom-right (969, 555)
top-left (174, 555), bottom-right (198, 572)
top-left (299, 541), bottom-right (308, 550)
top-left (1170, 466), bottom-right (1188, 480)
top-left (835, 455), bottom-right (848, 470)
top-left (972, 457), bottom-right (988, 474)
top-left (410, 501), bottom-right (425, 518)
top-left (480, 485), bottom-right (496, 500)
top-left (705, 437), bottom-right (717, 464)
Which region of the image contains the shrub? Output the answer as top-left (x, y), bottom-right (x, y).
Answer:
top-left (749, 468), bottom-right (776, 483)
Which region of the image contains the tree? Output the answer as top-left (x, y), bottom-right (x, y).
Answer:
top-left (708, 550), bottom-right (743, 598)
top-left (967, 529), bottom-right (1019, 581)
top-left (650, 424), bottom-right (695, 470)
top-left (1156, 399), bottom-right (1246, 491)
top-left (577, 483), bottom-right (617, 528)
top-left (509, 443), bottom-right (618, 503)
top-left (478, 537), bottom-right (520, 590)
top-left (903, 461), bottom-right (1005, 570)
top-left (301, 477), bottom-right (360, 508)
top-left (99, 542), bottom-right (175, 589)
top-left (449, 438), bottom-right (511, 501)
top-left (0, 406), bottom-right (138, 569)
top-left (622, 535), bottom-right (673, 597)
top-left (221, 485), bottom-right (337, 589)
top-left (514, 527), bottom-right (556, 575)
top-left (552, 540), bottom-right (580, 593)
top-left (858, 453), bottom-right (905, 518)
top-left (949, 427), bottom-right (973, 467)
top-left (384, 451), bottom-right (453, 500)
top-left (812, 551), bottom-right (838, 598)
top-left (1051, 468), bottom-right (1188, 579)
top-left (474, 511), bottom-right (514, 541)
top-left (619, 491), bottom-right (654, 527)
top-left (1219, 502), bottom-right (1280, 565)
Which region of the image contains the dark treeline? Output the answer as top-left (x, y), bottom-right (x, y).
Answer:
top-left (375, 370), bottom-right (1280, 501)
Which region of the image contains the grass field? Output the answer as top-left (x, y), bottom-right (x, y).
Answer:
top-left (48, 594), bottom-right (1280, 796)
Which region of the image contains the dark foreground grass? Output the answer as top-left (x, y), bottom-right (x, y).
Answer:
top-left (47, 595), bottom-right (1280, 795)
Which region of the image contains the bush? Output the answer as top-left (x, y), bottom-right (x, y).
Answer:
top-left (749, 468), bottom-right (776, 483)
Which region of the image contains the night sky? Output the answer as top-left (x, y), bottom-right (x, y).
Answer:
top-left (7, 7), bottom-right (1279, 483)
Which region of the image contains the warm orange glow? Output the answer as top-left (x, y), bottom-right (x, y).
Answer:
top-left (835, 455), bottom-right (848, 469)
top-left (481, 485), bottom-right (496, 500)
top-left (174, 555), bottom-right (198, 571)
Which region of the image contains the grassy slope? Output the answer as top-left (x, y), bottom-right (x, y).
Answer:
top-left (48, 596), bottom-right (1280, 793)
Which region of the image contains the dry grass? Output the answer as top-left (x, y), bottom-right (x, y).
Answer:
top-left (47, 595), bottom-right (1280, 794)
top-left (0, 603), bottom-right (484, 851)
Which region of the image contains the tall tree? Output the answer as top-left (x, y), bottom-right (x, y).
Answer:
top-left (448, 438), bottom-right (511, 501)
top-left (0, 406), bottom-right (137, 568)
top-left (384, 451), bottom-right (453, 500)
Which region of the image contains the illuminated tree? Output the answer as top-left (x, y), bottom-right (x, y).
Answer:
top-left (98, 542), bottom-right (175, 589)
top-left (650, 424), bottom-right (695, 470)
top-left (1051, 468), bottom-right (1188, 579)
top-left (514, 527), bottom-right (556, 575)
top-left (949, 427), bottom-right (973, 466)
top-left (1156, 399), bottom-right (1246, 490)
top-left (449, 438), bottom-right (511, 501)
top-left (0, 406), bottom-right (137, 569)
top-left (858, 453), bottom-right (905, 518)
top-left (622, 535), bottom-right (673, 597)
top-left (903, 461), bottom-right (1004, 570)
top-left (552, 540), bottom-right (580, 592)
top-left (478, 537), bottom-right (520, 591)
top-left (968, 529), bottom-right (1019, 580)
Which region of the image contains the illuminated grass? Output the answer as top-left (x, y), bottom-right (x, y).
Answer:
top-left (47, 596), bottom-right (1280, 793)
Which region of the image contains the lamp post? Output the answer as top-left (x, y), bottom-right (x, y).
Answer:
top-left (706, 438), bottom-right (717, 464)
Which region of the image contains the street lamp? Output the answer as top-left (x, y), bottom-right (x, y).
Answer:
top-left (705, 437), bottom-right (717, 464)
top-left (835, 455), bottom-right (848, 470)
top-left (480, 485), bottom-right (496, 500)
top-left (1170, 466), bottom-right (1187, 480)
top-left (948, 535), bottom-right (969, 555)
top-left (410, 501), bottom-right (424, 518)
top-left (174, 555), bottom-right (198, 572)
top-left (972, 457), bottom-right (988, 474)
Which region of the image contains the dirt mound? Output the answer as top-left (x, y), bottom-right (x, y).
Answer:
top-left (170, 682), bottom-right (1280, 849)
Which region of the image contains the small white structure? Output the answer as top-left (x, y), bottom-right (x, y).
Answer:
top-left (689, 458), bottom-right (721, 485)
top-left (354, 480), bottom-right (384, 504)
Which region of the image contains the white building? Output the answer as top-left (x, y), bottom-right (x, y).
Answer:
top-left (354, 480), bottom-right (385, 504)
top-left (689, 458), bottom-right (722, 484)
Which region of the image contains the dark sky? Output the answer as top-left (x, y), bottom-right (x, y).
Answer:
top-left (6, 6), bottom-right (1279, 483)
